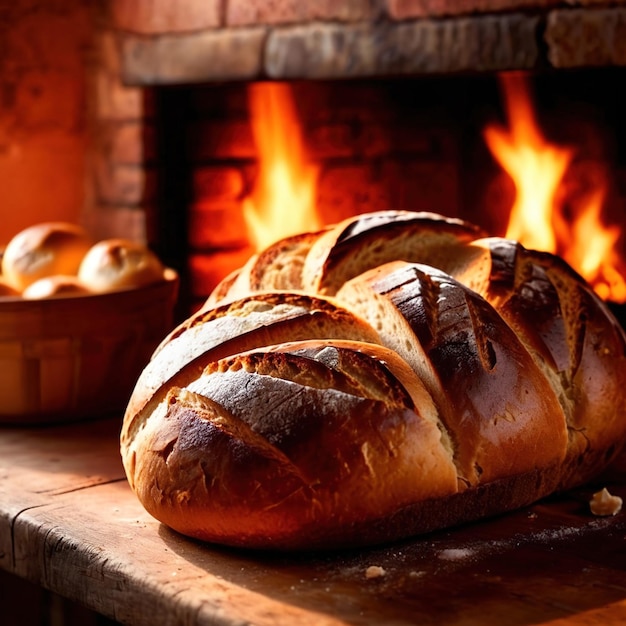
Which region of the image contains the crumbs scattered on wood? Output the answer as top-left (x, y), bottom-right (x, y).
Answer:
top-left (365, 565), bottom-right (386, 579)
top-left (590, 488), bottom-right (623, 516)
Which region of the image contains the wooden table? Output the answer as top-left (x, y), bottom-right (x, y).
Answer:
top-left (1, 416), bottom-right (626, 626)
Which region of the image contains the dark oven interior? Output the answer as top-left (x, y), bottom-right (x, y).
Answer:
top-left (149, 68), bottom-right (626, 317)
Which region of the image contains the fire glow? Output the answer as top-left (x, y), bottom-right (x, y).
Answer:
top-left (242, 82), bottom-right (321, 251)
top-left (484, 73), bottom-right (626, 303)
top-left (242, 78), bottom-right (626, 304)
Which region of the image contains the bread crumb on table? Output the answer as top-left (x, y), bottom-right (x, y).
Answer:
top-left (589, 487), bottom-right (623, 516)
top-left (365, 565), bottom-right (386, 579)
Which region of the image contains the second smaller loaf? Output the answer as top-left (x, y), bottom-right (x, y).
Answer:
top-left (121, 210), bottom-right (626, 551)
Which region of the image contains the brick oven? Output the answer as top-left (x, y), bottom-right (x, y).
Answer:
top-left (2, 5), bottom-right (626, 620)
top-left (4, 1), bottom-right (626, 318)
top-left (98, 0), bottom-right (626, 316)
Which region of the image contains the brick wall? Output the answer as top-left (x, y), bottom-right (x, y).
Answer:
top-left (0, 0), bottom-right (152, 248)
top-left (111, 1), bottom-right (626, 83)
top-left (0, 0), bottom-right (93, 246)
top-left (81, 14), bottom-right (155, 245)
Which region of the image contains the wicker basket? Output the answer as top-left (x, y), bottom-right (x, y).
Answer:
top-left (0, 269), bottom-right (178, 424)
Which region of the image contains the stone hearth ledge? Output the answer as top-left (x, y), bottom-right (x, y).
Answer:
top-left (118, 7), bottom-right (626, 85)
top-left (120, 13), bottom-right (538, 84)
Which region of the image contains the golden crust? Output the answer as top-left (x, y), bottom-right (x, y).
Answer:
top-left (121, 292), bottom-right (382, 459)
top-left (339, 262), bottom-right (570, 487)
top-left (125, 342), bottom-right (458, 550)
top-left (301, 210), bottom-right (486, 295)
top-left (473, 237), bottom-right (626, 487)
top-left (121, 210), bottom-right (626, 551)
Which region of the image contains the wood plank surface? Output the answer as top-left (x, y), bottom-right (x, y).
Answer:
top-left (1, 417), bottom-right (626, 626)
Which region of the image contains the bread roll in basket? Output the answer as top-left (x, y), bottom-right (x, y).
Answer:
top-left (0, 224), bottom-right (178, 423)
top-left (120, 210), bottom-right (626, 551)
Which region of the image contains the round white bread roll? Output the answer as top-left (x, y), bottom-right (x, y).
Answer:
top-left (22, 275), bottom-right (91, 299)
top-left (1, 222), bottom-right (92, 291)
top-left (78, 239), bottom-right (165, 293)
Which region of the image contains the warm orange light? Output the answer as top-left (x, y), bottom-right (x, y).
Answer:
top-left (566, 189), bottom-right (626, 302)
top-left (485, 72), bottom-right (626, 302)
top-left (242, 82), bottom-right (321, 251)
top-left (483, 73), bottom-right (573, 253)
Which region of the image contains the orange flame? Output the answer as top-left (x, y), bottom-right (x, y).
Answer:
top-left (242, 82), bottom-right (321, 251)
top-left (484, 73), bottom-right (626, 302)
top-left (567, 189), bottom-right (626, 302)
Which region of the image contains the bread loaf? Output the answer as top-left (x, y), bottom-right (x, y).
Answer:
top-left (78, 238), bottom-right (166, 293)
top-left (2, 222), bottom-right (92, 291)
top-left (120, 210), bottom-right (626, 551)
top-left (22, 275), bottom-right (91, 299)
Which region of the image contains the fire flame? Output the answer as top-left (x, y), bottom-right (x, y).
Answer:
top-left (242, 82), bottom-right (321, 251)
top-left (484, 72), bottom-right (626, 303)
